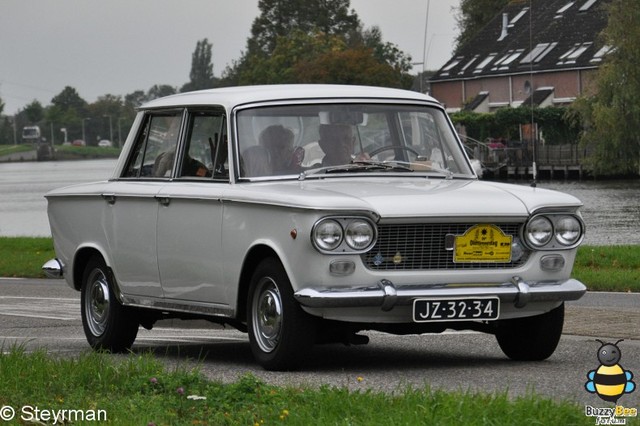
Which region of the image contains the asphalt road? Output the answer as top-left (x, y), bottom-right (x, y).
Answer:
top-left (1, 278), bottom-right (638, 406)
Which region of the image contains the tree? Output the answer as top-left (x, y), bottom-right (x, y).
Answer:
top-left (248, 0), bottom-right (360, 55)
top-left (295, 45), bottom-right (410, 88)
top-left (181, 39), bottom-right (216, 92)
top-left (51, 86), bottom-right (87, 113)
top-left (23, 100), bottom-right (45, 124)
top-left (222, 0), bottom-right (412, 89)
top-left (47, 87), bottom-right (88, 142)
top-left (454, 0), bottom-right (509, 51)
top-left (147, 84), bottom-right (177, 100)
top-left (573, 0), bottom-right (640, 176)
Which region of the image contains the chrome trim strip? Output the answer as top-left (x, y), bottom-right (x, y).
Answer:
top-left (120, 295), bottom-right (235, 318)
top-left (294, 278), bottom-right (586, 310)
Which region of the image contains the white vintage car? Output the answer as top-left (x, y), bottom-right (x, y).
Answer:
top-left (43, 85), bottom-right (586, 370)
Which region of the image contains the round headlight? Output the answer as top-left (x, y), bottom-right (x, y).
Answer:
top-left (526, 216), bottom-right (553, 247)
top-left (555, 216), bottom-right (582, 246)
top-left (313, 219), bottom-right (343, 251)
top-left (345, 220), bottom-right (375, 250)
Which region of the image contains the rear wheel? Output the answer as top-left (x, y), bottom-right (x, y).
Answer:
top-left (495, 303), bottom-right (564, 361)
top-left (81, 256), bottom-right (138, 352)
top-left (247, 257), bottom-right (315, 370)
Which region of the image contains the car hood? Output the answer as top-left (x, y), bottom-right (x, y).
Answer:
top-left (234, 178), bottom-right (582, 218)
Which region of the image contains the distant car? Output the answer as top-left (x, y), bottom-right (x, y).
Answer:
top-left (98, 140), bottom-right (112, 148)
top-left (71, 139), bottom-right (86, 147)
top-left (43, 85), bottom-right (586, 370)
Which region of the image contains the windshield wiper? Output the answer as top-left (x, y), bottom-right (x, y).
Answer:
top-left (299, 160), bottom-right (413, 180)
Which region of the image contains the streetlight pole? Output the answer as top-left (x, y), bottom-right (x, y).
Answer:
top-left (103, 115), bottom-right (113, 144)
top-left (117, 117), bottom-right (125, 148)
top-left (82, 118), bottom-right (91, 143)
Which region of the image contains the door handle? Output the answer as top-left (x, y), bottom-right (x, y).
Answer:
top-left (101, 194), bottom-right (116, 205)
top-left (156, 196), bottom-right (171, 206)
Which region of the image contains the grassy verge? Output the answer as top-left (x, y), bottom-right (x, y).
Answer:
top-left (0, 237), bottom-right (55, 278)
top-left (1, 237), bottom-right (638, 292)
top-left (0, 144), bottom-right (33, 156)
top-left (0, 348), bottom-right (593, 425)
top-left (54, 145), bottom-right (121, 159)
top-left (573, 245), bottom-right (640, 292)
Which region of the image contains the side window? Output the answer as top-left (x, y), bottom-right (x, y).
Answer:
top-left (122, 112), bottom-right (182, 178)
top-left (179, 111), bottom-right (227, 180)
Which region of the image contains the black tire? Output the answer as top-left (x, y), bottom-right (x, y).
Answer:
top-left (495, 303), bottom-right (564, 361)
top-left (247, 257), bottom-right (316, 371)
top-left (81, 256), bottom-right (139, 352)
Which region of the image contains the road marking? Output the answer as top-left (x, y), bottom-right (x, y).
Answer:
top-left (0, 296), bottom-right (79, 321)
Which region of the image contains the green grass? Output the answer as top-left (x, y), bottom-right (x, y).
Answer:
top-left (0, 348), bottom-right (594, 425)
top-left (1, 237), bottom-right (638, 293)
top-left (0, 144), bottom-right (33, 156)
top-left (573, 245), bottom-right (640, 292)
top-left (0, 237), bottom-right (55, 278)
top-left (55, 145), bottom-right (121, 159)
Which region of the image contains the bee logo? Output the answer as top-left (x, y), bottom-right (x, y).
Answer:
top-left (585, 339), bottom-right (636, 403)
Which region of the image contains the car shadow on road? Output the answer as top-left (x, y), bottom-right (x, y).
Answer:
top-left (130, 332), bottom-right (519, 373)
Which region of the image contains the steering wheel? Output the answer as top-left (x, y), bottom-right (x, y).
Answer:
top-left (368, 145), bottom-right (420, 159)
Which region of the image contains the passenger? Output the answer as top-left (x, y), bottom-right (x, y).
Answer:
top-left (242, 145), bottom-right (272, 177)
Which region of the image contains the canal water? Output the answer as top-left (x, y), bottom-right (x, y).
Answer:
top-left (1, 159), bottom-right (639, 245)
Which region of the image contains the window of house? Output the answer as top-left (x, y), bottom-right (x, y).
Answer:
top-left (520, 42), bottom-right (558, 64)
top-left (459, 55), bottom-right (479, 75)
top-left (439, 58), bottom-right (462, 76)
top-left (474, 54), bottom-right (497, 73)
top-left (493, 50), bottom-right (524, 70)
top-left (558, 42), bottom-right (592, 64)
top-left (509, 8), bottom-right (529, 26)
top-left (590, 45), bottom-right (613, 63)
top-left (579, 0), bottom-right (598, 11)
top-left (555, 2), bottom-right (575, 17)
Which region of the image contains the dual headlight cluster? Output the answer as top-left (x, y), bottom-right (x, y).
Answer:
top-left (312, 217), bottom-right (377, 253)
top-left (524, 213), bottom-right (584, 249)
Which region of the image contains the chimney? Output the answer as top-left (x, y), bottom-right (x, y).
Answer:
top-left (498, 13), bottom-right (509, 41)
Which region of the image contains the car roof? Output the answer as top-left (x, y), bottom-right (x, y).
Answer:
top-left (140, 84), bottom-right (440, 110)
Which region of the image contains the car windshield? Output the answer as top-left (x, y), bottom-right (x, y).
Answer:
top-left (236, 103), bottom-right (473, 179)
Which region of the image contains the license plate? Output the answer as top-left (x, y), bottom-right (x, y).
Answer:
top-left (412, 297), bottom-right (499, 322)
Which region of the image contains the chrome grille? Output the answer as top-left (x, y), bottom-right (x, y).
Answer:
top-left (362, 223), bottom-right (528, 270)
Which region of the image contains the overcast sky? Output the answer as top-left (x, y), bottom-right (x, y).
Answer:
top-left (0, 0), bottom-right (460, 115)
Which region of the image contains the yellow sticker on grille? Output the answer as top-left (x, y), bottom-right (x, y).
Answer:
top-left (454, 224), bottom-right (512, 262)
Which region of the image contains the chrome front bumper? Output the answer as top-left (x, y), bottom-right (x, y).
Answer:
top-left (294, 277), bottom-right (586, 311)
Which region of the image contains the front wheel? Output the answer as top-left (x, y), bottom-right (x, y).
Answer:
top-left (247, 258), bottom-right (315, 370)
top-left (495, 303), bottom-right (564, 361)
top-left (81, 256), bottom-right (139, 352)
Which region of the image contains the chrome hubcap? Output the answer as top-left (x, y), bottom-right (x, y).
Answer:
top-left (252, 278), bottom-right (283, 353)
top-left (84, 269), bottom-right (110, 337)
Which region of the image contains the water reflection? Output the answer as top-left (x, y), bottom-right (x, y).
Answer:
top-left (0, 159), bottom-right (117, 237)
top-left (1, 159), bottom-right (638, 245)
top-left (534, 179), bottom-right (640, 246)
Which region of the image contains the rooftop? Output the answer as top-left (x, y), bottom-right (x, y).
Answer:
top-left (431, 0), bottom-right (611, 82)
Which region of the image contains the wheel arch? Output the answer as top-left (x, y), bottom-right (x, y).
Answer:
top-left (236, 244), bottom-right (281, 322)
top-left (72, 245), bottom-right (111, 291)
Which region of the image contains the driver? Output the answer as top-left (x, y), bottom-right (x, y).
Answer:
top-left (318, 124), bottom-right (368, 166)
